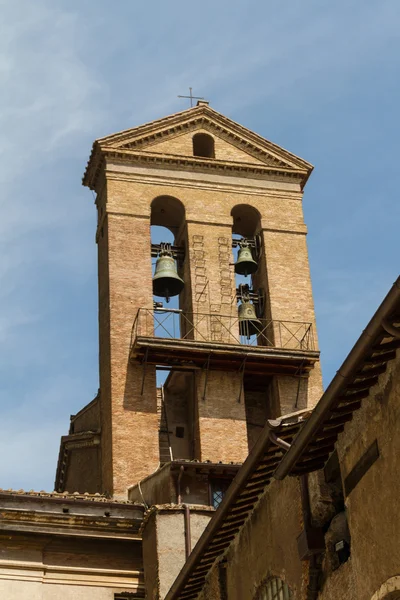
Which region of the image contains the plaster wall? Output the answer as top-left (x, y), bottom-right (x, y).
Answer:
top-left (319, 353), bottom-right (400, 600)
top-left (198, 476), bottom-right (306, 600)
top-left (0, 580), bottom-right (120, 600)
top-left (0, 533), bottom-right (143, 599)
top-left (143, 509), bottom-right (213, 600)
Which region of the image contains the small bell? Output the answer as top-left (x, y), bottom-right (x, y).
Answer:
top-left (234, 243), bottom-right (258, 277)
top-left (238, 300), bottom-right (262, 338)
top-left (153, 251), bottom-right (184, 302)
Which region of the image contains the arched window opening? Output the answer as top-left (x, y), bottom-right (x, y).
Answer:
top-left (232, 204), bottom-right (261, 238)
top-left (231, 204), bottom-right (262, 346)
top-left (256, 577), bottom-right (292, 600)
top-left (151, 196), bottom-right (186, 306)
top-left (151, 195), bottom-right (185, 237)
top-left (150, 197), bottom-right (186, 392)
top-left (371, 578), bottom-right (400, 600)
top-left (192, 133), bottom-right (215, 158)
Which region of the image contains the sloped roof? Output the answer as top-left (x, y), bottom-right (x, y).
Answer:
top-left (275, 275), bottom-right (400, 478)
top-left (83, 103), bottom-right (313, 190)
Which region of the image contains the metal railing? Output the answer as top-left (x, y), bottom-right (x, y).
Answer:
top-left (132, 308), bottom-right (315, 351)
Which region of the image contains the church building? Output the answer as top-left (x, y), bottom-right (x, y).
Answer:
top-left (0, 102), bottom-right (399, 600)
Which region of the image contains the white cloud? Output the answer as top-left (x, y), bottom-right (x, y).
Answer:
top-left (0, 0), bottom-right (399, 490)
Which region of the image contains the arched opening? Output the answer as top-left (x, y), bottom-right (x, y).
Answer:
top-left (232, 204), bottom-right (261, 238)
top-left (192, 133), bottom-right (215, 158)
top-left (230, 204), bottom-right (262, 345)
top-left (371, 577), bottom-right (400, 600)
top-left (231, 204), bottom-right (276, 448)
top-left (150, 195), bottom-right (186, 326)
top-left (256, 577), bottom-right (292, 600)
top-left (151, 195), bottom-right (185, 238)
top-left (150, 197), bottom-right (195, 462)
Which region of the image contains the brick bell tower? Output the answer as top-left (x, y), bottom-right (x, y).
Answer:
top-left (55, 101), bottom-right (323, 498)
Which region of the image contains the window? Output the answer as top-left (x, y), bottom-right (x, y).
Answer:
top-left (257, 578), bottom-right (292, 600)
top-left (193, 133), bottom-right (215, 158)
top-left (210, 479), bottom-right (230, 509)
top-left (175, 426), bottom-right (185, 438)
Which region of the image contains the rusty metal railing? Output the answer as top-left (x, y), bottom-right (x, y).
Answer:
top-left (131, 308), bottom-right (315, 351)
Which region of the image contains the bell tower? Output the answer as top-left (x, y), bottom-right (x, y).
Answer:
top-left (57, 101), bottom-right (322, 498)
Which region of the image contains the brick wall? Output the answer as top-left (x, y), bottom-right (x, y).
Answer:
top-left (90, 122), bottom-right (323, 496)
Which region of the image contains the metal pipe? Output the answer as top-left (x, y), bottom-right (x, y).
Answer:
top-left (269, 432), bottom-right (292, 451)
top-left (161, 385), bottom-right (173, 462)
top-left (307, 555), bottom-right (321, 600)
top-left (300, 474), bottom-right (311, 531)
top-left (300, 475), bottom-right (321, 599)
top-left (177, 465), bottom-right (185, 504)
top-left (274, 276), bottom-right (400, 480)
top-left (184, 504), bottom-right (192, 560)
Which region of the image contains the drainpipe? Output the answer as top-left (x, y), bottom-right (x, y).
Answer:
top-left (300, 475), bottom-right (322, 600)
top-left (269, 432), bottom-right (291, 451)
top-left (183, 504), bottom-right (192, 560)
top-left (176, 465), bottom-right (185, 504)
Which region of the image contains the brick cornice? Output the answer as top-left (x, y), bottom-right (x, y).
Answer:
top-left (84, 146), bottom-right (308, 192)
top-left (83, 105), bottom-right (313, 191)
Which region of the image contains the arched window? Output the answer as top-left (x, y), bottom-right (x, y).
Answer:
top-left (371, 577), bottom-right (400, 600)
top-left (257, 577), bottom-right (292, 600)
top-left (231, 203), bottom-right (261, 238)
top-left (192, 133), bottom-right (215, 158)
top-left (151, 195), bottom-right (185, 238)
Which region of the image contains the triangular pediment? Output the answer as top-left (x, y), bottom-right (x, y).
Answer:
top-left (84, 104), bottom-right (312, 189)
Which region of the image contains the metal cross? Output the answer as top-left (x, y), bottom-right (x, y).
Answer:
top-left (178, 87), bottom-right (205, 107)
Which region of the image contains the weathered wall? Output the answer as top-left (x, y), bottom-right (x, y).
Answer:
top-left (142, 508), bottom-right (213, 600)
top-left (70, 397), bottom-right (100, 433)
top-left (198, 476), bottom-right (306, 600)
top-left (164, 372), bottom-right (194, 460)
top-left (319, 353), bottom-right (400, 600)
top-left (195, 369), bottom-right (248, 463)
top-left (244, 387), bottom-right (272, 451)
top-left (64, 446), bottom-right (101, 493)
top-left (0, 532), bottom-right (143, 599)
top-left (128, 465), bottom-right (176, 505)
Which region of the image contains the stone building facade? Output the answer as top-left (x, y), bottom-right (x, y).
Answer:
top-left (0, 102), bottom-right (399, 599)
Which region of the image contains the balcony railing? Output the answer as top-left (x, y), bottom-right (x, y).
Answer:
top-left (131, 308), bottom-right (315, 352)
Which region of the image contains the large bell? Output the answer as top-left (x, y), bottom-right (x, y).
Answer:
top-left (238, 300), bottom-right (262, 338)
top-left (234, 244), bottom-right (258, 276)
top-left (153, 252), bottom-right (184, 301)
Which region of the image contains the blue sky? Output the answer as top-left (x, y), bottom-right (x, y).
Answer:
top-left (0, 0), bottom-right (399, 491)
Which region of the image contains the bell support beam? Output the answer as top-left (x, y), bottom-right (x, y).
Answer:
top-left (131, 336), bottom-right (319, 376)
